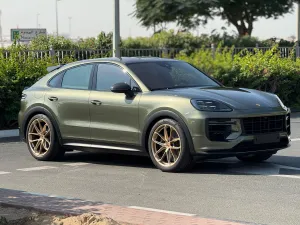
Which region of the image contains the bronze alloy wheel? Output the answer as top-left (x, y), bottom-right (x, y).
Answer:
top-left (27, 118), bottom-right (51, 157)
top-left (151, 124), bottom-right (181, 167)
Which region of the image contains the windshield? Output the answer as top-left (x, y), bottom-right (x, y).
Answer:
top-left (126, 61), bottom-right (220, 91)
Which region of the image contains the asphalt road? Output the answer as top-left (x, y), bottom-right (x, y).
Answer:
top-left (0, 119), bottom-right (300, 225)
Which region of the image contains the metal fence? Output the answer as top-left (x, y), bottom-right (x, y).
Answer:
top-left (1, 46), bottom-right (296, 63)
top-left (1, 48), bottom-right (181, 63)
top-left (230, 47), bottom-right (294, 58)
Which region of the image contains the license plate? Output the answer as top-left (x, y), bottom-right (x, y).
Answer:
top-left (254, 133), bottom-right (280, 144)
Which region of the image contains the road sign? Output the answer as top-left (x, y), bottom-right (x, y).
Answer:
top-left (11, 28), bottom-right (47, 42)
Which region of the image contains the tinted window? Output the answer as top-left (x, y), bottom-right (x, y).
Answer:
top-left (48, 73), bottom-right (63, 87)
top-left (96, 64), bottom-right (131, 91)
top-left (127, 61), bottom-right (219, 90)
top-left (61, 64), bottom-right (93, 90)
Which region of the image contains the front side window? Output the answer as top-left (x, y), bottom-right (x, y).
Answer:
top-left (61, 64), bottom-right (93, 90)
top-left (126, 61), bottom-right (220, 91)
top-left (96, 64), bottom-right (131, 91)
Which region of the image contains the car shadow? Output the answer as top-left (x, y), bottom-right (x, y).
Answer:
top-left (61, 151), bottom-right (300, 176)
top-left (3, 138), bottom-right (299, 176)
top-left (62, 151), bottom-right (155, 169)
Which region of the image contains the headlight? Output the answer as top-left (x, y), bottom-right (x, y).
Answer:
top-left (275, 95), bottom-right (287, 110)
top-left (191, 99), bottom-right (233, 112)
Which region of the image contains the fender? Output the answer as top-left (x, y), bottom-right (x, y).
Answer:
top-left (141, 110), bottom-right (195, 154)
top-left (21, 106), bottom-right (63, 144)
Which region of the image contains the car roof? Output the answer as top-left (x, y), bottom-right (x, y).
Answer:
top-left (119, 57), bottom-right (179, 64)
top-left (63, 57), bottom-right (179, 66)
top-left (48, 57), bottom-right (180, 73)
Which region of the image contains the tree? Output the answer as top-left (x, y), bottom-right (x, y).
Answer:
top-left (134, 0), bottom-right (296, 37)
top-left (134, 0), bottom-right (212, 30)
top-left (213, 0), bottom-right (295, 36)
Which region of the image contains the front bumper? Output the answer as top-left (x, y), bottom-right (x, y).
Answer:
top-left (192, 135), bottom-right (290, 159)
top-left (188, 107), bottom-right (291, 157)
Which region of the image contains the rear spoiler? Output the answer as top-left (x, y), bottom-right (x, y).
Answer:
top-left (47, 64), bottom-right (66, 73)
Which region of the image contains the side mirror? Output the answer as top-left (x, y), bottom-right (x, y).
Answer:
top-left (111, 83), bottom-right (132, 95)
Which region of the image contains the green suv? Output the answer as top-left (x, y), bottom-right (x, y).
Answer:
top-left (18, 57), bottom-right (291, 172)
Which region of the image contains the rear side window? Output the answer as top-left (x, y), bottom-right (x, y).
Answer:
top-left (48, 73), bottom-right (63, 88)
top-left (61, 64), bottom-right (94, 90)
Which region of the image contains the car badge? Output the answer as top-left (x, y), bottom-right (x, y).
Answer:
top-left (256, 104), bottom-right (261, 107)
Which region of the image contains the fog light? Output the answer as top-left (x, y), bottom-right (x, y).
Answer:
top-left (226, 119), bottom-right (242, 140)
top-left (231, 124), bottom-right (240, 132)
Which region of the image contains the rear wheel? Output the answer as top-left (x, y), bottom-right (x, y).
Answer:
top-left (236, 153), bottom-right (274, 163)
top-left (26, 114), bottom-right (65, 161)
top-left (148, 119), bottom-right (193, 172)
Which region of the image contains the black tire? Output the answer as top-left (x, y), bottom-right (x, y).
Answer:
top-left (236, 152), bottom-right (274, 163)
top-left (26, 114), bottom-right (65, 161)
top-left (148, 119), bottom-right (193, 172)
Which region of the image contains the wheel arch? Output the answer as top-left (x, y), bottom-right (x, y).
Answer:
top-left (21, 106), bottom-right (63, 145)
top-left (141, 110), bottom-right (195, 154)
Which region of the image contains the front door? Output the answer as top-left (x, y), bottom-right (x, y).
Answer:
top-left (44, 63), bottom-right (94, 142)
top-left (89, 63), bottom-right (141, 146)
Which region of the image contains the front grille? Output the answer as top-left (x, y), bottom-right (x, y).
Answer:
top-left (242, 115), bottom-right (285, 135)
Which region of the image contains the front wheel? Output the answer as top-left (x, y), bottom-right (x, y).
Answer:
top-left (26, 114), bottom-right (65, 161)
top-left (148, 119), bottom-right (193, 172)
top-left (236, 153), bottom-right (274, 163)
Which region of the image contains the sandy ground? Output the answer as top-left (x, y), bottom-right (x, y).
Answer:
top-left (0, 206), bottom-right (131, 225)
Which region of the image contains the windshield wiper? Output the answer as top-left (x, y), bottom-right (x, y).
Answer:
top-left (151, 87), bottom-right (174, 91)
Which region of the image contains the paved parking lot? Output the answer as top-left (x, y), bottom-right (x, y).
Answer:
top-left (0, 119), bottom-right (300, 225)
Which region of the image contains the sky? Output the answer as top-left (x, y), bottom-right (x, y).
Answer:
top-left (0, 0), bottom-right (298, 40)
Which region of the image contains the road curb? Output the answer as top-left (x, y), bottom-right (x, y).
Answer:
top-left (0, 129), bottom-right (19, 138)
top-left (0, 188), bottom-right (257, 225)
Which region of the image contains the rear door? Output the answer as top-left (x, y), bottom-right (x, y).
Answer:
top-left (44, 63), bottom-right (95, 142)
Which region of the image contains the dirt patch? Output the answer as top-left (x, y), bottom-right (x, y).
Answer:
top-left (0, 206), bottom-right (131, 225)
top-left (52, 213), bottom-right (124, 225)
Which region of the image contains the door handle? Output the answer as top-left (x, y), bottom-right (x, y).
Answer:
top-left (48, 96), bottom-right (58, 101)
top-left (91, 100), bottom-right (102, 106)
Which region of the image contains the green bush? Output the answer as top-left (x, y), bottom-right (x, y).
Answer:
top-left (0, 44), bottom-right (53, 128)
top-left (30, 35), bottom-right (77, 50)
top-left (27, 30), bottom-right (295, 53)
top-left (29, 32), bottom-right (113, 51)
top-left (177, 45), bottom-right (300, 108)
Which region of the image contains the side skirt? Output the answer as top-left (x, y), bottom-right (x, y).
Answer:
top-left (63, 141), bottom-right (148, 156)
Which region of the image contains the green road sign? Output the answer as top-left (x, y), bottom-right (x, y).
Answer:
top-left (11, 29), bottom-right (47, 42)
top-left (11, 30), bottom-right (20, 41)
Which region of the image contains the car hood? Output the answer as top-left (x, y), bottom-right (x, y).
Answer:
top-left (152, 87), bottom-right (282, 110)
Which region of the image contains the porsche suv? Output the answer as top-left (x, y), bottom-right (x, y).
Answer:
top-left (18, 57), bottom-right (291, 172)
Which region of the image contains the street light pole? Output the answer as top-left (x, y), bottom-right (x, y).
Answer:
top-left (36, 13), bottom-right (40, 29)
top-left (297, 3), bottom-right (300, 57)
top-left (55, 0), bottom-right (61, 36)
top-left (113, 0), bottom-right (120, 58)
top-left (68, 17), bottom-right (72, 38)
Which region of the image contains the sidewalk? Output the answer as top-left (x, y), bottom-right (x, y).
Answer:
top-left (0, 188), bottom-right (256, 225)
